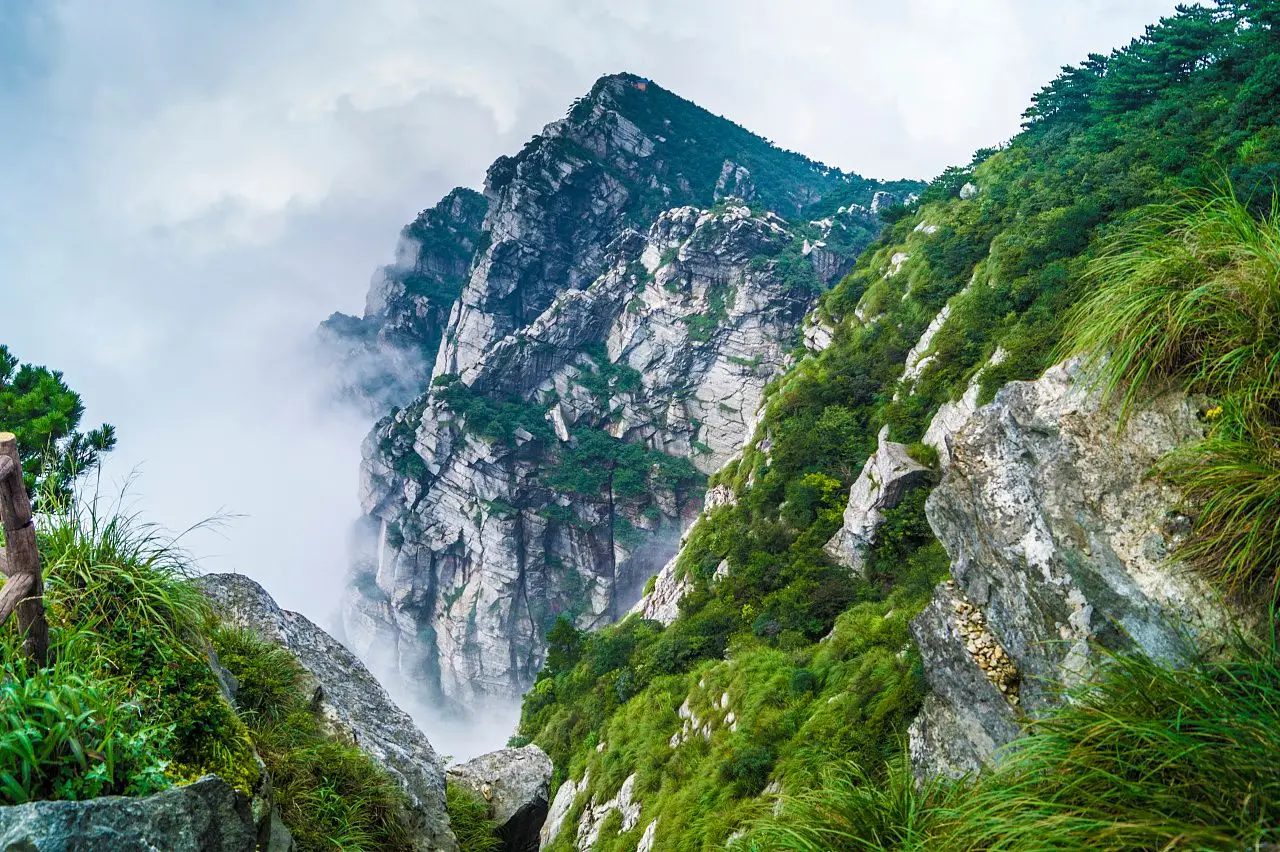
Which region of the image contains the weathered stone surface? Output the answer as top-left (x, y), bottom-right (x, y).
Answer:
top-left (922, 347), bottom-right (1006, 470)
top-left (197, 574), bottom-right (457, 852)
top-left (446, 746), bottom-right (552, 852)
top-left (870, 190), bottom-right (899, 215)
top-left (910, 360), bottom-right (1235, 778)
top-left (539, 771), bottom-right (588, 850)
top-left (338, 73), bottom-right (897, 712)
top-left (318, 188), bottom-right (489, 415)
top-left (0, 776), bottom-right (256, 852)
top-left (824, 425), bottom-right (931, 575)
top-left (714, 160), bottom-right (756, 202)
top-left (629, 552), bottom-right (690, 626)
top-left (575, 774), bottom-right (642, 850)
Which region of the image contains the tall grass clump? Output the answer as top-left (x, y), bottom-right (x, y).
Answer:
top-left (737, 753), bottom-right (956, 852)
top-left (936, 639), bottom-right (1280, 851)
top-left (0, 484), bottom-right (419, 849)
top-left (212, 626), bottom-right (417, 852)
top-left (741, 638), bottom-right (1280, 851)
top-left (1061, 186), bottom-right (1280, 593)
top-left (445, 782), bottom-right (503, 852)
top-left (1062, 187), bottom-right (1280, 416)
top-left (0, 634), bottom-right (172, 803)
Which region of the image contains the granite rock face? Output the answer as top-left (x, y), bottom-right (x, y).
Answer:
top-left (445, 745), bottom-right (552, 852)
top-left (319, 188), bottom-right (489, 414)
top-left (336, 73), bottom-right (908, 709)
top-left (824, 425), bottom-right (931, 576)
top-left (197, 574), bottom-right (457, 852)
top-left (0, 776), bottom-right (257, 852)
top-left (909, 361), bottom-right (1234, 778)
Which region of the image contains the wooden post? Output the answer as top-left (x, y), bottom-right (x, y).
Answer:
top-left (0, 434), bottom-right (48, 666)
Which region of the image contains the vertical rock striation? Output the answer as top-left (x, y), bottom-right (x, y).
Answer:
top-left (909, 361), bottom-right (1236, 778)
top-left (329, 73), bottom-right (916, 710)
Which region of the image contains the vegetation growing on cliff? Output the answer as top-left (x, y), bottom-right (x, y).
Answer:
top-left (1063, 188), bottom-right (1280, 595)
top-left (743, 635), bottom-right (1280, 851)
top-left (567, 73), bottom-right (923, 222)
top-left (0, 422), bottom-right (417, 851)
top-left (519, 3), bottom-right (1280, 848)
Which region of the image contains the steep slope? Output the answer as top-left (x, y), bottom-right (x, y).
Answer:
top-left (319, 188), bottom-right (489, 413)
top-left (329, 72), bottom-right (922, 708)
top-left (519, 7), bottom-right (1280, 849)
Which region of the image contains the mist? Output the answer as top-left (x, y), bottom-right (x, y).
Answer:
top-left (0, 0), bottom-right (1179, 759)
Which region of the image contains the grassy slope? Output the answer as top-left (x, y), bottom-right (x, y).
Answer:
top-left (518, 4), bottom-right (1280, 849)
top-left (0, 494), bottom-right (439, 851)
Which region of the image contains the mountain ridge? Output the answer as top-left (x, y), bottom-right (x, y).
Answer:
top-left (323, 72), bottom-right (924, 713)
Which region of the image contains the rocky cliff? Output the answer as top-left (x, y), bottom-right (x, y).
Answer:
top-left (319, 188), bottom-right (489, 414)
top-left (198, 573), bottom-right (458, 852)
top-left (326, 72), bottom-right (921, 708)
top-left (908, 361), bottom-right (1237, 779)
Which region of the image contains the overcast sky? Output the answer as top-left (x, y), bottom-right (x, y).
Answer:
top-left (0, 0), bottom-right (1179, 627)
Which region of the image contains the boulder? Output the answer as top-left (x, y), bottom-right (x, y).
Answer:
top-left (0, 776), bottom-right (256, 852)
top-left (870, 190), bottom-right (899, 214)
top-left (445, 745), bottom-right (552, 852)
top-left (824, 425), bottom-right (931, 575)
top-left (910, 360), bottom-right (1236, 778)
top-left (197, 573), bottom-right (457, 852)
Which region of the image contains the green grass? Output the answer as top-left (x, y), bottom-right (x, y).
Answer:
top-left (445, 782), bottom-right (503, 852)
top-left (0, 488), bottom-right (418, 849)
top-left (741, 637), bottom-right (1280, 851)
top-left (1062, 188), bottom-right (1280, 421)
top-left (737, 753), bottom-right (955, 852)
top-left (212, 627), bottom-right (417, 852)
top-left (1062, 187), bottom-right (1280, 594)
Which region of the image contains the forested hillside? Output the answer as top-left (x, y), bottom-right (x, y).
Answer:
top-left (518, 4), bottom-right (1280, 849)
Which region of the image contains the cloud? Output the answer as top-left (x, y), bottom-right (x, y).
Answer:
top-left (0, 0), bottom-right (1180, 750)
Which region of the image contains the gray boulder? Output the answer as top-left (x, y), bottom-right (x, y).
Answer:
top-left (910, 360), bottom-right (1237, 778)
top-left (870, 190), bottom-right (899, 215)
top-left (197, 573), bottom-right (457, 852)
top-left (445, 745), bottom-right (552, 852)
top-left (0, 776), bottom-right (255, 852)
top-left (824, 425), bottom-right (932, 576)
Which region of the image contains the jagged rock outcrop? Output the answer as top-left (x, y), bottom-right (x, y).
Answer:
top-left (445, 745), bottom-right (552, 852)
top-left (824, 425), bottom-right (931, 575)
top-left (629, 552), bottom-right (690, 626)
top-left (319, 188), bottom-right (489, 413)
top-left (198, 574), bottom-right (457, 852)
top-left (922, 348), bottom-right (1006, 469)
top-left (909, 361), bottom-right (1235, 778)
top-left (0, 776), bottom-right (258, 852)
top-left (336, 73), bottom-right (909, 710)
